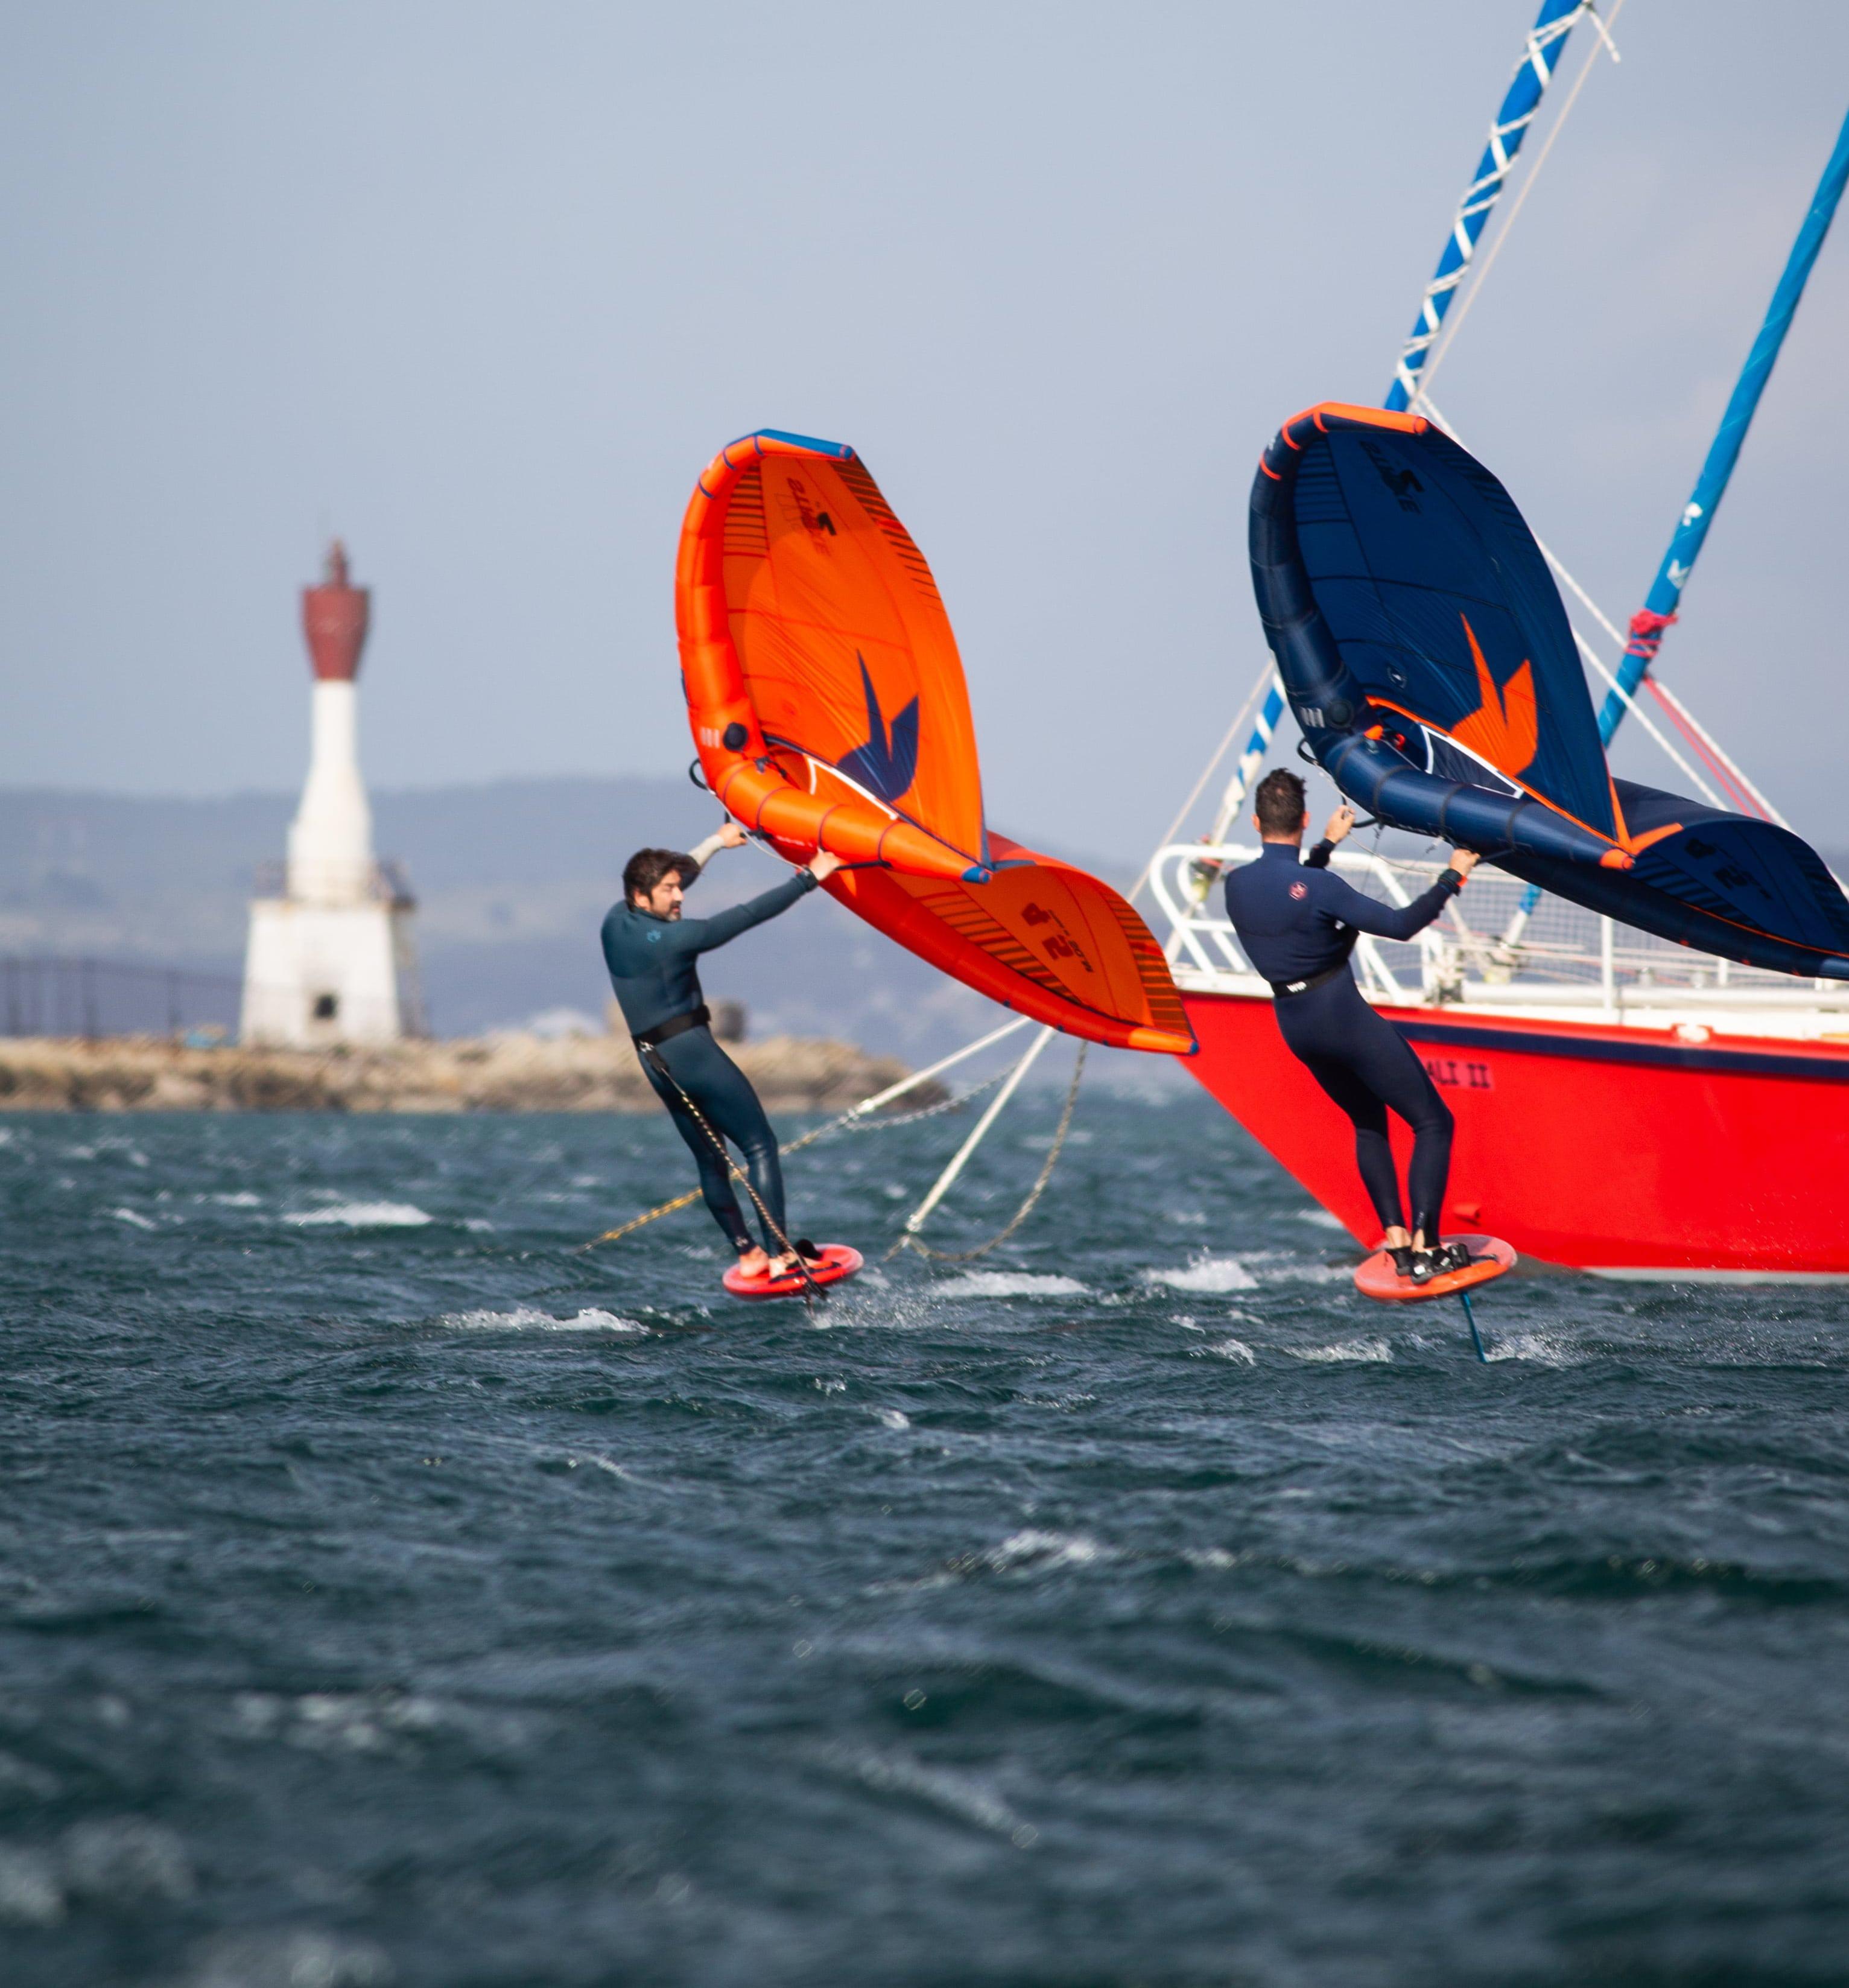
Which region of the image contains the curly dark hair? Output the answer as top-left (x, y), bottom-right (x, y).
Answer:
top-left (1253, 768), bottom-right (1308, 837)
top-left (623, 848), bottom-right (698, 902)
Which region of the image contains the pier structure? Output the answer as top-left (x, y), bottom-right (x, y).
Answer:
top-left (240, 542), bottom-right (420, 1046)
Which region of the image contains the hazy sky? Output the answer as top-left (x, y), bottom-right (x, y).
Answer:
top-left (4, 1), bottom-right (1847, 858)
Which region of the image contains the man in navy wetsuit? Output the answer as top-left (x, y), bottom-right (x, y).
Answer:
top-left (1223, 769), bottom-right (1479, 1282)
top-left (603, 823), bottom-right (842, 1281)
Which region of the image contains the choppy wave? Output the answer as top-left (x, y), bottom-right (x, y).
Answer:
top-left (1484, 1330), bottom-right (1583, 1367)
top-left (959, 1529), bottom-right (1109, 1576)
top-left (439, 1306), bottom-right (644, 1333)
top-left (932, 1271), bottom-right (1088, 1298)
top-left (1287, 1337), bottom-right (1394, 1363)
top-left (285, 1200), bottom-right (434, 1228)
top-left (182, 1930), bottom-right (393, 1988)
top-left (1255, 1258), bottom-right (1353, 1286)
top-left (1144, 1254), bottom-right (1260, 1293)
top-left (828, 1744), bottom-right (1036, 1845)
top-left (1146, 1249), bottom-right (1351, 1292)
top-left (8, 1091), bottom-right (1849, 1984)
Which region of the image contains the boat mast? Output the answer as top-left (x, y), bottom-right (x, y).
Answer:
top-left (1385, 0), bottom-right (1591, 413)
top-left (1596, 107), bottom-right (1849, 751)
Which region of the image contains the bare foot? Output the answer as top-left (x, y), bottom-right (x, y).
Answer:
top-left (1381, 1227), bottom-right (1412, 1251)
top-left (735, 1246), bottom-right (771, 1279)
top-left (768, 1241), bottom-right (823, 1278)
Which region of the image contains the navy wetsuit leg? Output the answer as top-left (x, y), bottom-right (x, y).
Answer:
top-left (1273, 974), bottom-right (1454, 1240)
top-left (648, 1069), bottom-right (753, 1251)
top-left (1292, 1048), bottom-right (1406, 1236)
top-left (643, 1027), bottom-right (790, 1253)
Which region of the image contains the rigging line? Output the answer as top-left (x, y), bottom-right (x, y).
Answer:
top-left (1420, 398), bottom-right (1627, 630)
top-left (638, 1043), bottom-right (825, 1303)
top-left (1534, 535), bottom-right (1629, 650)
top-left (1579, 1), bottom-right (1622, 64)
top-left (1599, 107), bottom-right (1849, 746)
top-left (888, 1038), bottom-right (1086, 1265)
top-left (1420, 393), bottom-right (1749, 811)
top-left (1564, 623), bottom-right (1725, 807)
top-left (1536, 520), bottom-right (1783, 821)
top-left (1124, 697), bottom-right (1253, 907)
top-left (579, 1015), bottom-right (1033, 1249)
top-left (1644, 676), bottom-right (1788, 826)
top-left (1641, 682), bottom-right (1755, 810)
top-left (1538, 519), bottom-right (1784, 820)
top-left (1162, 662), bottom-right (1292, 967)
top-left (1643, 680), bottom-right (1765, 819)
top-left (1204, 660), bottom-right (1292, 846)
top-left (1411, 0), bottom-right (1625, 411)
top-left (1388, 0), bottom-right (1596, 410)
top-left (840, 1067), bottom-right (1010, 1134)
top-left (1535, 526), bottom-right (1783, 821)
top-left (887, 1024), bottom-right (1056, 1251)
top-left (845, 1014), bottom-right (1032, 1107)
top-left (577, 1066), bottom-right (1015, 1251)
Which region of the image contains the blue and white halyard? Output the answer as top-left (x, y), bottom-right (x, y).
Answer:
top-left (1384, 0), bottom-right (1593, 415)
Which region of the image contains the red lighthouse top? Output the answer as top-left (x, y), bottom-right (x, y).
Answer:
top-left (301, 539), bottom-right (371, 682)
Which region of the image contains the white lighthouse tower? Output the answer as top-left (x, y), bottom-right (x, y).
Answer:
top-left (240, 541), bottom-right (419, 1047)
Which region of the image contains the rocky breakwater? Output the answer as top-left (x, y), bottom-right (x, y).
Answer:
top-left (0, 1033), bottom-right (940, 1115)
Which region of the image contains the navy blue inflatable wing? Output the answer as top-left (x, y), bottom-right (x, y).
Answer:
top-left (1506, 781), bottom-right (1849, 979)
top-left (1249, 402), bottom-right (1849, 982)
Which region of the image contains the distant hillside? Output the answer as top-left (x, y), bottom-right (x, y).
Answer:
top-left (0, 780), bottom-right (1061, 1059)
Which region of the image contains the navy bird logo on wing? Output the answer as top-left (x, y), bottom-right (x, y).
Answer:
top-left (839, 654), bottom-right (919, 805)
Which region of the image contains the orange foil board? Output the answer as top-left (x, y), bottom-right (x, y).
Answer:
top-left (722, 1244), bottom-right (862, 1300)
top-left (1353, 1234), bottom-right (1515, 1303)
top-left (674, 431), bottom-right (1194, 1056)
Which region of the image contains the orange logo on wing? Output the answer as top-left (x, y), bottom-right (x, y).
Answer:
top-left (1451, 614), bottom-right (1537, 777)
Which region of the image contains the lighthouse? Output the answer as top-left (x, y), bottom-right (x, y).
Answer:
top-left (239, 542), bottom-right (420, 1047)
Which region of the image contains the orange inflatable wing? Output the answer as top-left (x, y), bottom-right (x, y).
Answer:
top-left (674, 430), bottom-right (1194, 1056)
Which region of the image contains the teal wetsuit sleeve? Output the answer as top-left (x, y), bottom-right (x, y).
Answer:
top-left (1314, 868), bottom-right (1460, 942)
top-left (676, 871), bottom-right (817, 956)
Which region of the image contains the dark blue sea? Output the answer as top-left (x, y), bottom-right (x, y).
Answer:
top-left (4, 1089), bottom-right (1848, 1987)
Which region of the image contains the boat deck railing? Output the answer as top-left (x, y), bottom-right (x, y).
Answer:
top-left (1149, 842), bottom-right (1848, 1016)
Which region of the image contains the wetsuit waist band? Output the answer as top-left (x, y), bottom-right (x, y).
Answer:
top-left (633, 1005), bottom-right (711, 1050)
top-left (1269, 963), bottom-right (1351, 1000)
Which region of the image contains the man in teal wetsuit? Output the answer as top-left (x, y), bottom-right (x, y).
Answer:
top-left (601, 823), bottom-right (842, 1280)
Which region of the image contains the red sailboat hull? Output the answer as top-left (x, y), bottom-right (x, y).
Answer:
top-left (1181, 989), bottom-right (1849, 1279)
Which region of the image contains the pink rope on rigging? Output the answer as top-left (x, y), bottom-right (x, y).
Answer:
top-left (1622, 608), bottom-right (1778, 824)
top-left (1623, 608), bottom-right (1677, 667)
top-left (1641, 677), bottom-right (1768, 819)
